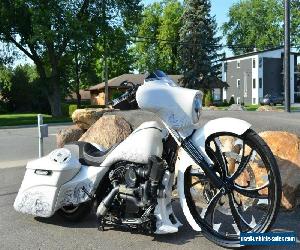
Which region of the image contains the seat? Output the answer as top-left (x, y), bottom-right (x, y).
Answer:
top-left (64, 141), bottom-right (117, 166)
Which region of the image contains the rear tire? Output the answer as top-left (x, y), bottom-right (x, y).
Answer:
top-left (57, 202), bottom-right (91, 222)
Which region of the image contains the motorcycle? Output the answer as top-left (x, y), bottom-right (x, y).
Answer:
top-left (14, 70), bottom-right (281, 248)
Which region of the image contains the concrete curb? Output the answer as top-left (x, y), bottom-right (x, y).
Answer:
top-left (0, 122), bottom-right (72, 130)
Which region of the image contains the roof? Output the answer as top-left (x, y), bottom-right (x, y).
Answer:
top-left (222, 47), bottom-right (300, 61)
top-left (88, 74), bottom-right (183, 91)
top-left (66, 89), bottom-right (91, 100)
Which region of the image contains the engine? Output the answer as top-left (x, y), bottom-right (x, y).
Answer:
top-left (96, 156), bottom-right (167, 233)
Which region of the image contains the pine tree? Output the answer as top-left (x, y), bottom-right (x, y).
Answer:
top-left (179, 0), bottom-right (222, 89)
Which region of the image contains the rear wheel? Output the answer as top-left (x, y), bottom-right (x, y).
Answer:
top-left (184, 129), bottom-right (281, 248)
top-left (57, 202), bottom-right (91, 222)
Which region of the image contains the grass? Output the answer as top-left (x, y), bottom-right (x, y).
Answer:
top-left (0, 113), bottom-right (72, 127)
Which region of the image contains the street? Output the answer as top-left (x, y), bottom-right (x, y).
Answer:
top-left (0, 111), bottom-right (299, 249)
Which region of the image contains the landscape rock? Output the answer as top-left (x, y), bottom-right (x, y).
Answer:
top-left (56, 125), bottom-right (85, 148)
top-left (259, 131), bottom-right (300, 210)
top-left (202, 106), bottom-right (219, 111)
top-left (256, 105), bottom-right (283, 112)
top-left (79, 115), bottom-right (132, 149)
top-left (227, 104), bottom-right (246, 111)
top-left (103, 109), bottom-right (163, 130)
top-left (72, 108), bottom-right (115, 130)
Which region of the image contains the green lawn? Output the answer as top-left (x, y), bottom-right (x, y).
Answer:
top-left (0, 113), bottom-right (72, 127)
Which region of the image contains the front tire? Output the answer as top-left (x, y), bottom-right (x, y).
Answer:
top-left (57, 202), bottom-right (91, 222)
top-left (184, 129), bottom-right (281, 248)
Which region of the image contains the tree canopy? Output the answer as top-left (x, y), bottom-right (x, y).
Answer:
top-left (0, 0), bottom-right (142, 116)
top-left (132, 0), bottom-right (183, 74)
top-left (223, 0), bottom-right (300, 55)
top-left (179, 0), bottom-right (222, 89)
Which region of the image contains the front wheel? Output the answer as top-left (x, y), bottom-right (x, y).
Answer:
top-left (184, 129), bottom-right (281, 248)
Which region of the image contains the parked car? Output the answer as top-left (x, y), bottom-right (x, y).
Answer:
top-left (260, 94), bottom-right (284, 106)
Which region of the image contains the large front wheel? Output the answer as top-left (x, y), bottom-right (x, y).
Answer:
top-left (184, 129), bottom-right (282, 248)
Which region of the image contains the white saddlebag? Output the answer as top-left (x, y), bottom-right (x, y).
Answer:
top-left (14, 148), bottom-right (81, 217)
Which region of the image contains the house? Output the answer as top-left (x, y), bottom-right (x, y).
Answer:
top-left (65, 90), bottom-right (91, 103)
top-left (88, 74), bottom-right (182, 105)
top-left (221, 47), bottom-right (300, 105)
top-left (88, 73), bottom-right (228, 105)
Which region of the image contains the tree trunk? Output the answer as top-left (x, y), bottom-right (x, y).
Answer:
top-left (48, 77), bottom-right (62, 117)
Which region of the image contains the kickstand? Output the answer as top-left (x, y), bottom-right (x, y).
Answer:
top-left (97, 217), bottom-right (105, 231)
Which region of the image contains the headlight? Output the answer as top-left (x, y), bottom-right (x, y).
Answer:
top-left (192, 93), bottom-right (202, 123)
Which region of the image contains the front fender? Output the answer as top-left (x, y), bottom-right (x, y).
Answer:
top-left (177, 118), bottom-right (251, 232)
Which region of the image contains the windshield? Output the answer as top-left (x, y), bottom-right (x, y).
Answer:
top-left (144, 70), bottom-right (178, 87)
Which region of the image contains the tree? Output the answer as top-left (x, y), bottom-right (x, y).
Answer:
top-left (95, 27), bottom-right (134, 82)
top-left (132, 0), bottom-right (183, 73)
top-left (133, 2), bottom-right (162, 72)
top-left (157, 0), bottom-right (183, 74)
top-left (179, 0), bottom-right (222, 89)
top-left (223, 0), bottom-right (300, 55)
top-left (0, 0), bottom-right (142, 116)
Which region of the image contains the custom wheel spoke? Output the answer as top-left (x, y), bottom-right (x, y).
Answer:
top-left (233, 182), bottom-right (270, 199)
top-left (202, 190), bottom-right (223, 225)
top-left (230, 147), bottom-right (253, 181)
top-left (228, 192), bottom-right (252, 232)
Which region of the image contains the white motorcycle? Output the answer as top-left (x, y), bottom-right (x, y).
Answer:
top-left (14, 70), bottom-right (281, 248)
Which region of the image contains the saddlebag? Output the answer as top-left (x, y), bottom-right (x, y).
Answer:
top-left (13, 148), bottom-right (81, 217)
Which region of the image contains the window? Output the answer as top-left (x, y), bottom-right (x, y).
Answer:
top-left (259, 58), bottom-right (263, 68)
top-left (253, 78), bottom-right (256, 88)
top-left (259, 78), bottom-right (263, 88)
top-left (237, 60), bottom-right (241, 68)
top-left (253, 58), bottom-right (256, 68)
top-left (237, 79), bottom-right (241, 88)
top-left (253, 98), bottom-right (256, 104)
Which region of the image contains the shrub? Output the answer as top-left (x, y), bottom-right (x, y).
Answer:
top-left (223, 99), bottom-right (228, 106)
top-left (61, 103), bottom-right (78, 117)
top-left (229, 96), bottom-right (235, 105)
top-left (204, 91), bottom-right (213, 107)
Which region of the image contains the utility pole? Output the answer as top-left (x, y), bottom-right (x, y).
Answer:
top-left (284, 0), bottom-right (291, 112)
top-left (102, 0), bottom-right (109, 107)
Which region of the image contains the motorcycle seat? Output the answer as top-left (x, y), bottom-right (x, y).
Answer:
top-left (64, 141), bottom-right (117, 166)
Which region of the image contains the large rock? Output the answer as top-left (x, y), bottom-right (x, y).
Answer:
top-left (56, 125), bottom-right (85, 148)
top-left (79, 115), bottom-right (132, 149)
top-left (259, 131), bottom-right (300, 209)
top-left (103, 109), bottom-right (163, 130)
top-left (72, 108), bottom-right (115, 130)
top-left (256, 105), bottom-right (283, 112)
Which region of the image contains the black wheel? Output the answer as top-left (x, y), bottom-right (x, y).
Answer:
top-left (184, 129), bottom-right (281, 248)
top-left (57, 202), bottom-right (91, 222)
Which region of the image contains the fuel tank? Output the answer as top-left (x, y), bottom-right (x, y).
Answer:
top-left (101, 121), bottom-right (164, 166)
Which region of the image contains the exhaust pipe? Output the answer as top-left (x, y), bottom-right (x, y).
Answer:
top-left (96, 186), bottom-right (119, 218)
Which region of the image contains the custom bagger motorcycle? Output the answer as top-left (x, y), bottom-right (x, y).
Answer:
top-left (14, 71), bottom-right (281, 248)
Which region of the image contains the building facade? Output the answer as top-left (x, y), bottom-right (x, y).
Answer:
top-left (222, 48), bottom-right (300, 105)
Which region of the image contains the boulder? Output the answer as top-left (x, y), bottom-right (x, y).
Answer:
top-left (256, 105), bottom-right (283, 112)
top-left (227, 104), bottom-right (246, 111)
top-left (103, 109), bottom-right (163, 130)
top-left (72, 108), bottom-right (115, 130)
top-left (259, 131), bottom-right (300, 210)
top-left (79, 115), bottom-right (132, 149)
top-left (56, 125), bottom-right (85, 148)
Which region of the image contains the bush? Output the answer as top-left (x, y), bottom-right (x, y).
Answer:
top-left (204, 91), bottom-right (213, 107)
top-left (229, 96), bottom-right (235, 105)
top-left (61, 103), bottom-right (78, 117)
top-left (223, 99), bottom-right (228, 106)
